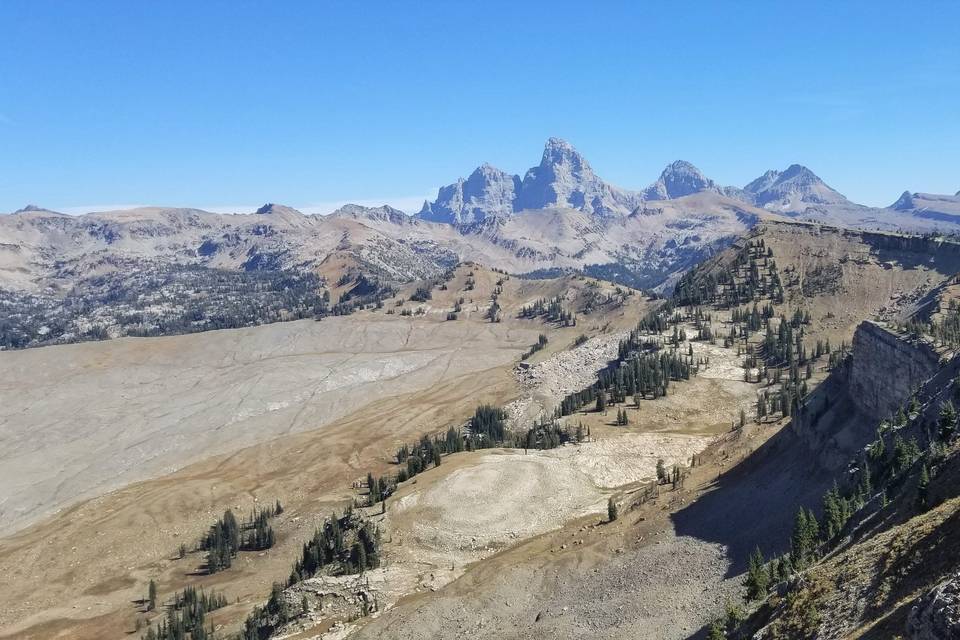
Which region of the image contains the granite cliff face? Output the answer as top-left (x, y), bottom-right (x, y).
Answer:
top-left (417, 164), bottom-right (521, 224)
top-left (849, 321), bottom-right (942, 421)
top-left (417, 138), bottom-right (644, 222)
top-left (786, 319), bottom-right (949, 471)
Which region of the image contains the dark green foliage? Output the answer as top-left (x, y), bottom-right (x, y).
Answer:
top-left (289, 510), bottom-right (380, 586)
top-left (744, 547), bottom-right (770, 600)
top-left (820, 482), bottom-right (852, 541)
top-left (470, 405), bottom-right (507, 443)
top-left (607, 497), bottom-right (618, 522)
top-left (789, 508), bottom-right (819, 570)
top-left (200, 503), bottom-right (280, 574)
top-left (656, 458), bottom-right (668, 484)
top-left (147, 578), bottom-right (157, 611)
top-left (521, 421), bottom-right (570, 450)
top-left (558, 342), bottom-right (694, 417)
top-left (518, 296), bottom-right (577, 326)
top-left (202, 510), bottom-right (239, 574)
top-left (365, 473), bottom-right (394, 506)
top-left (140, 585), bottom-right (227, 640)
top-left (409, 286), bottom-right (432, 302)
top-left (521, 334), bottom-right (549, 360)
top-left (674, 239), bottom-right (782, 308)
top-left (939, 400), bottom-right (957, 441)
top-left (240, 582), bottom-right (288, 640)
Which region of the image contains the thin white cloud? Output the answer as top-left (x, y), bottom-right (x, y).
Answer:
top-left (58, 204), bottom-right (153, 215)
top-left (53, 192), bottom-right (437, 216)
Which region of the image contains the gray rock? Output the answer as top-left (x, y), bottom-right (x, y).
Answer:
top-left (907, 571), bottom-right (960, 640)
top-left (742, 164), bottom-right (849, 209)
top-left (418, 163), bottom-right (521, 224)
top-left (643, 160), bottom-right (721, 200)
top-left (418, 138), bottom-right (643, 223)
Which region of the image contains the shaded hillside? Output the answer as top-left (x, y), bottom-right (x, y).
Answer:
top-left (676, 317), bottom-right (960, 639)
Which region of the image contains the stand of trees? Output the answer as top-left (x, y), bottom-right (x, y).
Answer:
top-left (521, 334), bottom-right (549, 360)
top-left (241, 510), bottom-right (381, 640)
top-left (140, 586), bottom-right (227, 640)
top-left (200, 502), bottom-right (282, 574)
top-left (674, 239), bottom-right (783, 309)
top-left (519, 296), bottom-right (577, 326)
top-left (288, 508), bottom-right (380, 585)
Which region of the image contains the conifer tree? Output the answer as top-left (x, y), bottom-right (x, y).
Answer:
top-left (744, 547), bottom-right (770, 600)
top-left (148, 579), bottom-right (157, 612)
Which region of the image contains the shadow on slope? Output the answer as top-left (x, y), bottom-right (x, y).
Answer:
top-left (671, 367), bottom-right (877, 577)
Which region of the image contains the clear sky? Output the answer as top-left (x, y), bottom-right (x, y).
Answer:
top-left (1, 1), bottom-right (958, 214)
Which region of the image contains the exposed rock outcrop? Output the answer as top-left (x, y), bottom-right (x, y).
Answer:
top-left (418, 163), bottom-right (521, 224)
top-left (907, 571), bottom-right (960, 640)
top-left (848, 321), bottom-right (942, 420)
top-left (417, 138), bottom-right (643, 223)
top-left (643, 160), bottom-right (721, 200)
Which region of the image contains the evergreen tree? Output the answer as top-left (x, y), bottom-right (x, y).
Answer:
top-left (607, 497), bottom-right (618, 522)
top-left (939, 400), bottom-right (957, 441)
top-left (744, 546), bottom-right (770, 600)
top-left (148, 579), bottom-right (157, 612)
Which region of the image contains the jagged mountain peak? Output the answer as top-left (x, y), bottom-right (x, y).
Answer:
top-left (419, 138), bottom-right (642, 223)
top-left (644, 160), bottom-right (720, 200)
top-left (417, 161), bottom-right (521, 225)
top-left (517, 138), bottom-right (641, 216)
top-left (539, 137), bottom-right (589, 169)
top-left (780, 163), bottom-right (821, 182)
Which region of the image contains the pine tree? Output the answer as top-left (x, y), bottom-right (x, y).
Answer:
top-left (939, 400), bottom-right (957, 441)
top-left (147, 579), bottom-right (157, 611)
top-left (607, 497), bottom-right (618, 522)
top-left (744, 546), bottom-right (770, 600)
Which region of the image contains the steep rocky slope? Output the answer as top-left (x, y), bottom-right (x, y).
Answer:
top-left (733, 320), bottom-right (960, 639)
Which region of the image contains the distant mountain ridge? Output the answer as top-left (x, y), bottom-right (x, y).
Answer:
top-left (4, 138), bottom-right (960, 309)
top-left (416, 138), bottom-right (958, 233)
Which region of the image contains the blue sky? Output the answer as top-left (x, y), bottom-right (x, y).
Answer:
top-left (1, 1), bottom-right (958, 213)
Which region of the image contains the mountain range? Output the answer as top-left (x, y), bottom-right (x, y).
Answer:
top-left (2, 138), bottom-right (958, 298)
